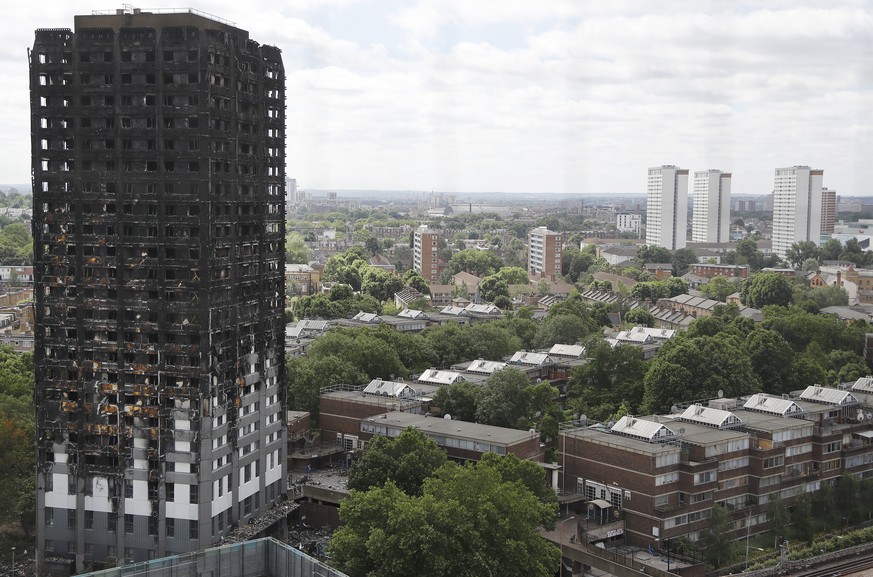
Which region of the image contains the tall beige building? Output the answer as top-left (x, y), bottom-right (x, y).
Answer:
top-left (528, 226), bottom-right (563, 280)
top-left (692, 170), bottom-right (732, 243)
top-left (413, 225), bottom-right (440, 281)
top-left (821, 188), bottom-right (836, 235)
top-left (772, 166), bottom-right (824, 258)
top-left (646, 165), bottom-right (689, 250)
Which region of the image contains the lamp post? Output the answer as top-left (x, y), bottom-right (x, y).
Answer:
top-left (559, 516), bottom-right (576, 577)
top-left (11, 547), bottom-right (15, 577)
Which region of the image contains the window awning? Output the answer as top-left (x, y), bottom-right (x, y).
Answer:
top-left (590, 499), bottom-right (612, 509)
top-left (855, 430), bottom-right (873, 439)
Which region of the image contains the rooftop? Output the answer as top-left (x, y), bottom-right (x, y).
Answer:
top-left (370, 411), bottom-right (538, 446)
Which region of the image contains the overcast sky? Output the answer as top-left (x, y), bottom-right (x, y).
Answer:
top-left (4, 1), bottom-right (872, 195)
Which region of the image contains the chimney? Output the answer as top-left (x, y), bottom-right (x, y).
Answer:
top-left (837, 270), bottom-right (842, 287)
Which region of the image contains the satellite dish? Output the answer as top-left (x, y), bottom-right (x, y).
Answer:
top-left (717, 390), bottom-right (724, 398)
top-left (607, 420), bottom-right (616, 428)
top-left (858, 409), bottom-right (865, 422)
top-left (678, 427), bottom-right (686, 435)
top-left (529, 428), bottom-right (537, 435)
top-left (868, 412), bottom-right (873, 421)
top-left (579, 414), bottom-right (588, 426)
top-left (443, 414), bottom-right (452, 420)
top-left (670, 405), bottom-right (680, 414)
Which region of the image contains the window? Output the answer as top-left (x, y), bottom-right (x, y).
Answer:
top-left (694, 471), bottom-right (716, 485)
top-left (166, 518), bottom-right (175, 537)
top-left (85, 510), bottom-right (94, 529)
top-left (68, 509), bottom-right (76, 529)
top-left (125, 514), bottom-right (134, 534)
top-left (189, 520), bottom-right (199, 540)
top-left (763, 455), bottom-right (784, 469)
top-left (656, 472), bottom-right (679, 486)
top-left (46, 507), bottom-right (54, 526)
top-left (825, 441), bottom-right (842, 454)
top-left (108, 514), bottom-right (116, 533)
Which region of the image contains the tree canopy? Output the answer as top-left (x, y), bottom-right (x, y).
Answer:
top-left (347, 428), bottom-right (448, 495)
top-left (330, 457), bottom-right (558, 577)
top-left (740, 272), bottom-right (793, 308)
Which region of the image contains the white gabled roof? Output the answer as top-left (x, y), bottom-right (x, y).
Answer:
top-left (677, 404), bottom-right (743, 429)
top-left (286, 326), bottom-right (304, 338)
top-left (417, 369), bottom-right (465, 386)
top-left (800, 385), bottom-right (859, 405)
top-left (298, 319), bottom-right (329, 331)
top-left (465, 303), bottom-right (501, 315)
top-left (628, 326), bottom-right (676, 340)
top-left (615, 330), bottom-right (654, 344)
top-left (851, 376), bottom-right (873, 393)
top-left (352, 311), bottom-right (382, 323)
top-left (362, 379), bottom-right (415, 398)
top-left (509, 351), bottom-right (553, 366)
top-left (548, 344), bottom-right (586, 358)
top-left (611, 415), bottom-right (676, 442)
top-left (743, 394), bottom-right (804, 417)
top-left (398, 308), bottom-right (427, 319)
top-left (465, 359), bottom-right (507, 374)
top-left (440, 306), bottom-right (470, 316)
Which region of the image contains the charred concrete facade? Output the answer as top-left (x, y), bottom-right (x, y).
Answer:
top-left (31, 10), bottom-right (286, 572)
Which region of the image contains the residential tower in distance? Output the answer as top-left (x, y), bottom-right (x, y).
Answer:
top-left (691, 169), bottom-right (731, 243)
top-left (646, 165), bottom-right (689, 250)
top-left (413, 224), bottom-right (440, 281)
top-left (527, 226), bottom-right (563, 280)
top-left (772, 166), bottom-right (824, 258)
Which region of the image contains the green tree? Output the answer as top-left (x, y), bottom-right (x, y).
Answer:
top-left (566, 338), bottom-right (646, 422)
top-left (402, 269), bottom-right (431, 295)
top-left (699, 505), bottom-right (739, 569)
top-left (347, 428), bottom-right (448, 496)
top-left (785, 240), bottom-right (821, 268)
top-left (495, 266), bottom-right (530, 284)
top-left (636, 245), bottom-right (672, 265)
top-left (534, 314), bottom-right (592, 348)
top-left (767, 495), bottom-right (790, 545)
top-left (740, 272), bottom-right (793, 308)
top-left (671, 247), bottom-right (698, 276)
top-left (790, 493), bottom-right (815, 544)
top-left (431, 381), bottom-right (479, 422)
top-left (623, 307), bottom-right (655, 327)
top-left (478, 274), bottom-right (510, 303)
top-left (448, 249), bottom-right (503, 277)
top-left (286, 354), bottom-right (367, 419)
top-left (475, 368), bottom-right (531, 428)
top-left (744, 329), bottom-right (795, 394)
top-left (285, 231), bottom-right (312, 263)
top-left (700, 276), bottom-right (738, 302)
top-left (361, 266), bottom-right (405, 302)
top-left (642, 333), bottom-right (761, 414)
top-left (804, 285), bottom-right (849, 308)
top-left (330, 460), bottom-right (558, 577)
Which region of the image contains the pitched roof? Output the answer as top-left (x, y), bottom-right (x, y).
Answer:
top-left (509, 351), bottom-right (553, 366)
top-left (440, 306), bottom-right (470, 316)
top-left (548, 344), bottom-right (586, 358)
top-left (851, 376), bottom-right (873, 393)
top-left (416, 369), bottom-right (466, 386)
top-left (352, 311), bottom-right (382, 323)
top-left (610, 415), bottom-right (676, 442)
top-left (362, 379), bottom-right (415, 398)
top-left (743, 394), bottom-right (805, 417)
top-left (799, 385), bottom-right (859, 405)
top-left (676, 404), bottom-right (743, 429)
top-left (465, 359), bottom-right (507, 375)
top-left (465, 303), bottom-right (501, 315)
top-left (397, 308), bottom-right (428, 319)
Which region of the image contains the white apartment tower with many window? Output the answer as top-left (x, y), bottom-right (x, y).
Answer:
top-left (772, 166), bottom-right (824, 258)
top-left (646, 165), bottom-right (689, 250)
top-left (692, 170), bottom-right (732, 243)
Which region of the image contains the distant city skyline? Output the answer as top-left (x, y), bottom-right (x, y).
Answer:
top-left (3, 1), bottom-right (872, 195)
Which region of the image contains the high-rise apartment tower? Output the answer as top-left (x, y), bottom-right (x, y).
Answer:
top-left (646, 165), bottom-right (688, 250)
top-left (413, 225), bottom-right (439, 281)
top-left (821, 188), bottom-right (836, 236)
top-left (691, 170), bottom-right (732, 243)
top-left (527, 226), bottom-right (563, 280)
top-left (31, 9), bottom-right (286, 572)
top-left (772, 166), bottom-right (824, 258)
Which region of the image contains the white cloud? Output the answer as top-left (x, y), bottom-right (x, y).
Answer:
top-left (3, 1), bottom-right (872, 194)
